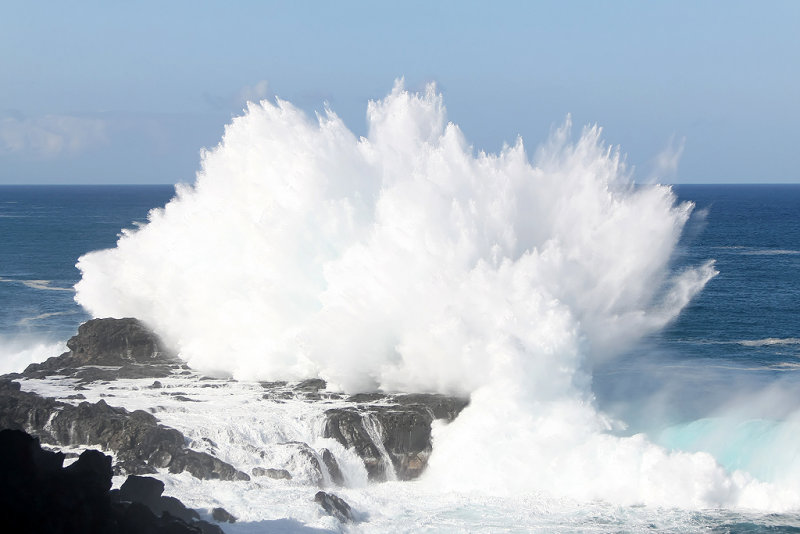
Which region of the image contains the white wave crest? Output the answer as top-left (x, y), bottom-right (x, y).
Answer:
top-left (0, 277), bottom-right (74, 291)
top-left (739, 338), bottom-right (800, 347)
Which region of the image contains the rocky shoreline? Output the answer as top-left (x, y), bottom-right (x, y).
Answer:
top-left (0, 428), bottom-right (227, 534)
top-left (0, 317), bottom-right (470, 529)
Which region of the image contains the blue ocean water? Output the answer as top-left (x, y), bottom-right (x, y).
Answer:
top-left (0, 185), bottom-right (174, 341)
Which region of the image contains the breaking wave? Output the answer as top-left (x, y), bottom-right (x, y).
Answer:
top-left (74, 81), bottom-right (800, 509)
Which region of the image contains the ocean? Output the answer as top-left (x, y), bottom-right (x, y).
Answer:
top-left (2, 85), bottom-right (800, 532)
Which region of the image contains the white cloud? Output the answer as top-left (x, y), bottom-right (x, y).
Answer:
top-left (0, 114), bottom-right (107, 157)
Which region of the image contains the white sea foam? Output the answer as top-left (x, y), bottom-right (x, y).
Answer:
top-left (739, 338), bottom-right (800, 347)
top-left (71, 82), bottom-right (800, 511)
top-left (0, 277), bottom-right (74, 291)
top-left (740, 249), bottom-right (800, 256)
top-left (17, 311), bottom-right (77, 327)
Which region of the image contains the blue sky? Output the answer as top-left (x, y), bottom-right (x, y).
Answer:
top-left (1, 1), bottom-right (798, 184)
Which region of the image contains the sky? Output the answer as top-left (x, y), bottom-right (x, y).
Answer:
top-left (1, 1), bottom-right (798, 185)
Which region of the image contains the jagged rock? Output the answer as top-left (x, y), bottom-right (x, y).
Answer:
top-left (347, 392), bottom-right (386, 403)
top-left (19, 317), bottom-right (182, 382)
top-left (0, 379), bottom-right (248, 481)
top-left (0, 429), bottom-right (217, 534)
top-left (4, 317), bottom-right (470, 486)
top-left (168, 449), bottom-right (250, 481)
top-left (63, 317), bottom-right (169, 364)
top-left (116, 475), bottom-right (165, 509)
top-left (323, 394), bottom-right (468, 481)
top-left (296, 378), bottom-right (326, 391)
top-left (113, 475), bottom-right (200, 523)
top-left (323, 409), bottom-right (385, 480)
top-left (321, 448), bottom-right (344, 486)
top-left (212, 507), bottom-right (237, 523)
top-left (314, 491), bottom-right (355, 523)
top-left (393, 393), bottom-right (469, 420)
top-left (252, 467), bottom-right (292, 479)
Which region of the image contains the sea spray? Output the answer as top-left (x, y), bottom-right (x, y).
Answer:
top-left (0, 336), bottom-right (67, 375)
top-left (72, 81), bottom-right (800, 510)
top-left (75, 81), bottom-right (712, 391)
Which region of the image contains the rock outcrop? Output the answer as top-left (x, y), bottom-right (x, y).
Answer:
top-left (314, 491), bottom-right (355, 523)
top-left (0, 379), bottom-right (248, 481)
top-left (3, 317), bottom-right (469, 485)
top-left (323, 394), bottom-right (468, 481)
top-left (0, 428), bottom-right (224, 534)
top-left (20, 317), bottom-right (185, 382)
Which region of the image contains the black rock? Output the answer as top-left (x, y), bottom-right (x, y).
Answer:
top-left (167, 449), bottom-right (250, 481)
top-left (65, 317), bottom-right (170, 364)
top-left (160, 495), bottom-right (201, 523)
top-left (323, 393), bottom-right (468, 481)
top-left (0, 379), bottom-right (248, 481)
top-left (296, 378), bottom-right (326, 391)
top-left (118, 475), bottom-right (165, 509)
top-left (393, 393), bottom-right (470, 420)
top-left (211, 507), bottom-right (237, 523)
top-left (321, 448), bottom-right (344, 486)
top-left (19, 317), bottom-right (181, 382)
top-left (323, 409), bottom-right (386, 480)
top-left (314, 491), bottom-right (354, 523)
top-left (0, 428), bottom-right (219, 534)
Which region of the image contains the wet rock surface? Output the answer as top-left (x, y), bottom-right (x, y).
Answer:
top-left (0, 379), bottom-right (247, 481)
top-left (0, 428), bottom-right (224, 534)
top-left (323, 395), bottom-right (468, 481)
top-left (252, 466), bottom-right (292, 479)
top-left (18, 317), bottom-right (186, 383)
top-left (314, 491), bottom-right (355, 523)
top-left (1, 317), bottom-right (469, 487)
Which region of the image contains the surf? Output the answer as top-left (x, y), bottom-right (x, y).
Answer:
top-left (73, 80), bottom-right (800, 510)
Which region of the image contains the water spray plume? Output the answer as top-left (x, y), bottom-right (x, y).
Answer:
top-left (73, 81), bottom-right (800, 510)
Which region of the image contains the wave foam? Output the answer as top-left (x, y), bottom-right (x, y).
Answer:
top-left (70, 81), bottom-right (800, 510)
top-left (739, 338), bottom-right (800, 347)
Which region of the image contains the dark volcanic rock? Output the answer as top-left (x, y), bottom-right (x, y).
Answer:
top-left (64, 317), bottom-right (169, 364)
top-left (323, 409), bottom-right (385, 479)
top-left (321, 448), bottom-right (344, 486)
top-left (324, 394), bottom-right (468, 481)
top-left (3, 317), bottom-right (469, 486)
top-left (116, 475), bottom-right (165, 510)
top-left (20, 317), bottom-right (182, 382)
top-left (0, 379), bottom-right (248, 481)
top-left (114, 475), bottom-right (201, 523)
top-left (212, 507), bottom-right (237, 523)
top-left (0, 428), bottom-right (220, 534)
top-left (168, 449), bottom-right (250, 481)
top-left (314, 491), bottom-right (355, 523)
top-left (393, 393), bottom-right (469, 421)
